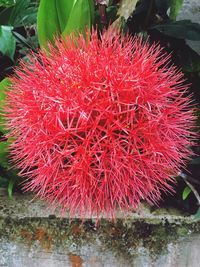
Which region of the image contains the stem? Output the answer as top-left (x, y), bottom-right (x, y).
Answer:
top-left (144, 0), bottom-right (154, 29)
top-left (98, 4), bottom-right (107, 26)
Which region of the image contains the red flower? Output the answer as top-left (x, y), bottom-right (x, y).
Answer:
top-left (5, 31), bottom-right (196, 218)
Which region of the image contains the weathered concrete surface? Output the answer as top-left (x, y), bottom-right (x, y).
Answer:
top-left (177, 0), bottom-right (200, 54)
top-left (178, 0), bottom-right (200, 25)
top-left (175, 0), bottom-right (200, 55)
top-left (0, 193), bottom-right (200, 267)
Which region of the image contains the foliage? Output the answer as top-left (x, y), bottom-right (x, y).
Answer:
top-left (0, 78), bottom-right (19, 197)
top-left (0, 0), bottom-right (38, 80)
top-left (0, 78), bottom-right (9, 132)
top-left (37, 0), bottom-right (94, 48)
top-left (169, 0), bottom-right (183, 21)
top-left (0, 0), bottom-right (16, 7)
top-left (0, 0), bottom-right (38, 195)
top-left (0, 25), bottom-right (15, 60)
top-left (129, 1), bottom-right (200, 74)
top-left (182, 186), bottom-right (192, 201)
top-left (119, 2), bottom-right (200, 216)
top-left (152, 20), bottom-right (200, 41)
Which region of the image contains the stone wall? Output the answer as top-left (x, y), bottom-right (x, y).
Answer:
top-left (0, 194), bottom-right (200, 267)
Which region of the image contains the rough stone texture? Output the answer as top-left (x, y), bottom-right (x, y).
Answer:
top-left (0, 193), bottom-right (200, 267)
top-left (178, 0), bottom-right (200, 24)
top-left (174, 0), bottom-right (200, 54)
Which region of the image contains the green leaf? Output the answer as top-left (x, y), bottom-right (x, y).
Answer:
top-left (37, 0), bottom-right (94, 48)
top-left (0, 78), bottom-right (11, 133)
top-left (62, 0), bottom-right (94, 37)
top-left (169, 0), bottom-right (183, 21)
top-left (182, 186), bottom-right (192, 200)
top-left (0, 0), bottom-right (38, 26)
top-left (55, 0), bottom-right (74, 33)
top-left (0, 78), bottom-right (10, 105)
top-left (88, 0), bottom-right (94, 23)
top-left (0, 141), bottom-right (9, 168)
top-left (37, 0), bottom-right (62, 48)
top-left (152, 20), bottom-right (200, 41)
top-left (0, 0), bottom-right (15, 7)
top-left (8, 0), bottom-right (37, 27)
top-left (0, 167), bottom-right (19, 197)
top-left (8, 175), bottom-right (18, 198)
top-left (0, 25), bottom-right (16, 60)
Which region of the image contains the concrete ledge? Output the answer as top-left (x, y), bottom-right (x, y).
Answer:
top-left (0, 193), bottom-right (200, 267)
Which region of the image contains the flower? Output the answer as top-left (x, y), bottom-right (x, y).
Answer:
top-left (5, 30), bottom-right (196, 218)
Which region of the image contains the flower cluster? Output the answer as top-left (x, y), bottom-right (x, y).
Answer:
top-left (5, 31), bottom-right (196, 217)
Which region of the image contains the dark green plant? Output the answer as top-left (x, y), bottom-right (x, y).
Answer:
top-left (0, 0), bottom-right (39, 196)
top-left (0, 78), bottom-right (19, 197)
top-left (102, 0), bottom-right (200, 215)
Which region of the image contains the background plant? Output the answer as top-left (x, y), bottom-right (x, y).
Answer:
top-left (112, 0), bottom-right (200, 216)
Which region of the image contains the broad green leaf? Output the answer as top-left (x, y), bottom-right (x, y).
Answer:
top-left (37, 0), bottom-right (94, 48)
top-left (62, 0), bottom-right (94, 37)
top-left (37, 0), bottom-right (60, 48)
top-left (152, 20), bottom-right (200, 41)
top-left (182, 186), bottom-right (192, 200)
top-left (169, 0), bottom-right (183, 21)
top-left (0, 78), bottom-right (11, 133)
top-left (55, 0), bottom-right (74, 33)
top-left (0, 25), bottom-right (16, 60)
top-left (37, 0), bottom-right (76, 48)
top-left (37, 0), bottom-right (74, 48)
top-left (88, 0), bottom-right (94, 23)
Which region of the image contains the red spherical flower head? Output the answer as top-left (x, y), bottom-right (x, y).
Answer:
top-left (5, 30), bottom-right (196, 218)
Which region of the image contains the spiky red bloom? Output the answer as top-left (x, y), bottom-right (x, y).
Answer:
top-left (5, 31), bottom-right (196, 217)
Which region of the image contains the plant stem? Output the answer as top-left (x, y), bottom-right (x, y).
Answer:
top-left (144, 0), bottom-right (154, 29)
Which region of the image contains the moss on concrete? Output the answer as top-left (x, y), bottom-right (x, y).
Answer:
top-left (0, 193), bottom-right (200, 266)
